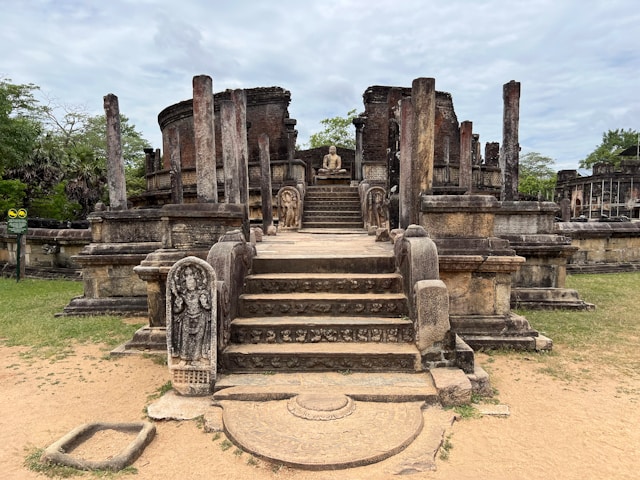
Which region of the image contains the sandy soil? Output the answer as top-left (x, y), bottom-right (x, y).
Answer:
top-left (1, 339), bottom-right (639, 480)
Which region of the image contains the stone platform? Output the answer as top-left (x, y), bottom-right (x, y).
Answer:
top-left (148, 371), bottom-right (456, 471)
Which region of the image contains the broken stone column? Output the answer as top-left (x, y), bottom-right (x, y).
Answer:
top-left (221, 99), bottom-right (240, 204)
top-left (192, 75), bottom-right (217, 203)
top-left (166, 256), bottom-right (217, 396)
top-left (411, 78), bottom-right (436, 196)
top-left (259, 133), bottom-right (274, 233)
top-left (231, 89), bottom-right (249, 208)
top-left (459, 120), bottom-right (473, 193)
top-left (399, 97), bottom-right (414, 229)
top-left (284, 118), bottom-right (297, 182)
top-left (500, 80), bottom-right (521, 201)
top-left (103, 94), bottom-right (127, 210)
top-left (167, 125), bottom-right (183, 204)
top-left (353, 116), bottom-right (365, 182)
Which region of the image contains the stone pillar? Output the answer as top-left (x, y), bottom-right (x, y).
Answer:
top-left (259, 133), bottom-right (274, 233)
top-left (192, 75), bottom-right (217, 203)
top-left (103, 94), bottom-right (127, 210)
top-left (411, 78), bottom-right (436, 196)
top-left (284, 119), bottom-right (297, 182)
top-left (221, 99), bottom-right (240, 204)
top-left (353, 117), bottom-right (365, 182)
top-left (167, 125), bottom-right (183, 204)
top-left (399, 97), bottom-right (414, 229)
top-left (231, 89), bottom-right (249, 208)
top-left (144, 148), bottom-right (154, 174)
top-left (501, 80), bottom-right (521, 201)
top-left (485, 142), bottom-right (500, 166)
top-left (459, 120), bottom-right (473, 192)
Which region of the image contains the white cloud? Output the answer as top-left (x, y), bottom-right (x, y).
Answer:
top-left (1, 0), bottom-right (639, 171)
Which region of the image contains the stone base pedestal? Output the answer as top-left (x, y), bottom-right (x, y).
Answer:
top-left (111, 326), bottom-right (167, 355)
top-left (512, 287), bottom-right (595, 311)
top-left (171, 364), bottom-right (213, 396)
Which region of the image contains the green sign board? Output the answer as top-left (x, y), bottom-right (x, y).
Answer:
top-left (7, 208), bottom-right (28, 234)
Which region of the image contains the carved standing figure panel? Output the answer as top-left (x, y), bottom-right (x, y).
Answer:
top-left (364, 186), bottom-right (389, 230)
top-left (277, 186), bottom-right (302, 230)
top-left (166, 256), bottom-right (217, 396)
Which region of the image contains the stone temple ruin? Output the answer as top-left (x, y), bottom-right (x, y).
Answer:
top-left (53, 74), bottom-right (597, 468)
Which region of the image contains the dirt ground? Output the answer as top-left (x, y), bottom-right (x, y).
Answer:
top-left (1, 335), bottom-right (639, 480)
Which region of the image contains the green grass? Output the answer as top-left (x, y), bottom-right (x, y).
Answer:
top-left (24, 446), bottom-right (138, 478)
top-left (515, 272), bottom-right (640, 377)
top-left (0, 278), bottom-right (145, 359)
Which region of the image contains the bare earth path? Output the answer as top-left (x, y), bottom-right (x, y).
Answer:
top-left (1, 339), bottom-right (639, 480)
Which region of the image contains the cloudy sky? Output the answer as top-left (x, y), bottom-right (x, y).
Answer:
top-left (2, 0), bottom-right (638, 171)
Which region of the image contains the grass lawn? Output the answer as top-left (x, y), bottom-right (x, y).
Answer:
top-left (0, 278), bottom-right (144, 359)
top-left (515, 272), bottom-right (640, 378)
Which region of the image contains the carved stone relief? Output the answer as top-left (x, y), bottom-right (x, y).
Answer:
top-left (166, 256), bottom-right (217, 396)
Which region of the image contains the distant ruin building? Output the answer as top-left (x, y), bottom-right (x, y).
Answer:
top-left (555, 159), bottom-right (640, 220)
top-left (359, 85), bottom-right (502, 197)
top-left (134, 87), bottom-right (302, 218)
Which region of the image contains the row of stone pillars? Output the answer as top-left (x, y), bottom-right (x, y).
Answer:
top-left (395, 78), bottom-right (521, 229)
top-left (104, 75), bottom-right (253, 218)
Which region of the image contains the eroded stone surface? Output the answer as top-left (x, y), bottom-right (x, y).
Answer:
top-left (221, 397), bottom-right (424, 469)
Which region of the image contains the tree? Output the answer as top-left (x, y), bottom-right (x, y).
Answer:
top-left (307, 109), bottom-right (358, 149)
top-left (518, 152), bottom-right (557, 200)
top-left (579, 128), bottom-right (639, 170)
top-left (0, 79), bottom-right (44, 174)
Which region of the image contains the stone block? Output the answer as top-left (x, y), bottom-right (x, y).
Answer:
top-left (414, 280), bottom-right (450, 353)
top-left (430, 367), bottom-right (472, 407)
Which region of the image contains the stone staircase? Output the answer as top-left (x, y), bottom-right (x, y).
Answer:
top-left (221, 251), bottom-right (422, 373)
top-left (302, 186), bottom-right (363, 229)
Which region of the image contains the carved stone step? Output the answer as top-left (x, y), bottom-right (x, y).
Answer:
top-left (302, 221), bottom-right (364, 229)
top-left (238, 292), bottom-right (409, 317)
top-left (303, 209), bottom-right (361, 217)
top-left (252, 255), bottom-right (395, 274)
top-left (304, 206), bottom-right (361, 214)
top-left (230, 316), bottom-right (414, 344)
top-left (222, 342), bottom-right (420, 372)
top-left (243, 272), bottom-right (403, 294)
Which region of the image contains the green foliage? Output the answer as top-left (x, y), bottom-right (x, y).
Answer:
top-left (579, 128), bottom-right (640, 170)
top-left (518, 152), bottom-right (556, 200)
top-left (0, 179), bottom-right (27, 216)
top-left (307, 108), bottom-right (358, 149)
top-left (0, 278), bottom-right (144, 359)
top-left (29, 182), bottom-right (82, 220)
top-left (1, 78), bottom-right (151, 219)
top-left (517, 272), bottom-right (640, 377)
top-left (0, 78), bottom-right (44, 174)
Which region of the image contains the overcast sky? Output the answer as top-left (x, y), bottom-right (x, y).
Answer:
top-left (2, 0), bottom-right (639, 171)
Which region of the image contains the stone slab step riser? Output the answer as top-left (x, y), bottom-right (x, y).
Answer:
top-left (305, 185), bottom-right (359, 196)
top-left (303, 222), bottom-right (364, 229)
top-left (251, 256), bottom-right (395, 274)
top-left (243, 273), bottom-right (403, 294)
top-left (231, 317), bottom-right (415, 345)
top-left (222, 351), bottom-right (418, 373)
top-left (303, 205), bottom-right (361, 211)
top-left (303, 215), bottom-right (362, 222)
top-left (239, 296), bottom-right (409, 318)
top-left (304, 212), bottom-right (362, 218)
top-left (305, 193), bottom-right (359, 199)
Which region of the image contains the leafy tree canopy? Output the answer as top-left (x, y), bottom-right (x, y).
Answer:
top-left (0, 78), bottom-right (44, 173)
top-left (0, 78), bottom-right (151, 219)
top-left (519, 152), bottom-right (557, 200)
top-left (579, 128), bottom-right (640, 170)
top-left (307, 109), bottom-right (358, 150)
